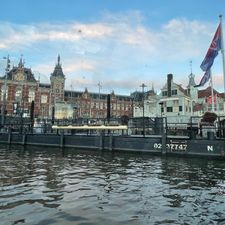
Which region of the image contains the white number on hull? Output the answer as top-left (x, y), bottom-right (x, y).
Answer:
top-left (153, 143), bottom-right (187, 151)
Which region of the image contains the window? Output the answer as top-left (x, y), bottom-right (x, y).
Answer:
top-left (41, 95), bottom-right (48, 104)
top-left (167, 107), bottom-right (173, 112)
top-left (28, 90), bottom-right (35, 103)
top-left (179, 106), bottom-right (182, 112)
top-left (172, 90), bottom-right (177, 95)
top-left (5, 87), bottom-right (9, 100)
top-left (219, 103), bottom-right (224, 111)
top-left (162, 91), bottom-right (167, 96)
top-left (173, 100), bottom-right (179, 106)
top-left (13, 103), bottom-right (19, 114)
top-left (15, 88), bottom-right (22, 101)
top-left (1, 87), bottom-right (8, 101)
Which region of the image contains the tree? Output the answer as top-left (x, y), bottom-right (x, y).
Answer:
top-left (201, 112), bottom-right (217, 124)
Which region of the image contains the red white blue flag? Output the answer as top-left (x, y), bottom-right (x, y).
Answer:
top-left (195, 70), bottom-right (211, 87)
top-left (200, 22), bottom-right (222, 72)
top-left (196, 23), bottom-right (222, 87)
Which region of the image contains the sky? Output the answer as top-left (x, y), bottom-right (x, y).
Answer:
top-left (0, 0), bottom-right (225, 95)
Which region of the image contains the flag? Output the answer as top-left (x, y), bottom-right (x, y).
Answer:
top-left (195, 70), bottom-right (211, 87)
top-left (200, 22), bottom-right (222, 71)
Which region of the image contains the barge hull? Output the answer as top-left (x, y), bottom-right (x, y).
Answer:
top-left (0, 132), bottom-right (224, 158)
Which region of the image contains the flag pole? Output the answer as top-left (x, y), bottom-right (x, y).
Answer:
top-left (219, 15), bottom-right (225, 99)
top-left (210, 69), bottom-right (215, 112)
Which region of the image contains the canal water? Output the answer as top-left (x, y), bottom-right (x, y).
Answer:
top-left (1, 145), bottom-right (225, 225)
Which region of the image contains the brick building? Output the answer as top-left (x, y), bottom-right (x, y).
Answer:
top-left (0, 55), bottom-right (134, 121)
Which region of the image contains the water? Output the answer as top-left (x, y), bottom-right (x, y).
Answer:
top-left (1, 145), bottom-right (225, 225)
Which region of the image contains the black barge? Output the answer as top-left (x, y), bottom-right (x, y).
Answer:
top-left (0, 116), bottom-right (225, 159)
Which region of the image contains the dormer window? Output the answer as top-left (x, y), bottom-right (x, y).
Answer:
top-left (171, 90), bottom-right (177, 95)
top-left (162, 91), bottom-right (167, 96)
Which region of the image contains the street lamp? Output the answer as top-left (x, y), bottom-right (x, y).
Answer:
top-left (97, 81), bottom-right (102, 119)
top-left (1, 56), bottom-right (10, 128)
top-left (140, 83), bottom-right (147, 137)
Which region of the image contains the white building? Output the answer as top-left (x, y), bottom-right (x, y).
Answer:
top-left (134, 73), bottom-right (225, 123)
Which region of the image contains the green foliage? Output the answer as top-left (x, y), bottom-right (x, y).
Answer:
top-left (201, 112), bottom-right (217, 123)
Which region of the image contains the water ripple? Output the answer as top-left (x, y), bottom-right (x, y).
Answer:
top-left (1, 147), bottom-right (225, 225)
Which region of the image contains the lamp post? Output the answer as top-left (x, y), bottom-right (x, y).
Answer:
top-left (20, 96), bottom-right (25, 134)
top-left (140, 83), bottom-right (147, 137)
top-left (1, 56), bottom-right (10, 129)
top-left (97, 82), bottom-right (102, 119)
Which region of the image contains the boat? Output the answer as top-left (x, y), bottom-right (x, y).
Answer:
top-left (0, 115), bottom-right (224, 159)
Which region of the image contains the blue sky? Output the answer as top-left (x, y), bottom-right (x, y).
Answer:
top-left (0, 0), bottom-right (225, 95)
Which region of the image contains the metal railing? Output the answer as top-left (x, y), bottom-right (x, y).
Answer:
top-left (0, 115), bottom-right (225, 139)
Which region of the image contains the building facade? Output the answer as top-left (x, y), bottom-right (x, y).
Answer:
top-left (1, 56), bottom-right (224, 123)
top-left (134, 73), bottom-right (225, 122)
top-left (0, 56), bottom-right (133, 121)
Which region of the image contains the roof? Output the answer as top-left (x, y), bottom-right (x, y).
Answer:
top-left (130, 91), bottom-right (144, 101)
top-left (39, 83), bottom-right (50, 88)
top-left (64, 89), bottom-right (132, 101)
top-left (1, 59), bottom-right (37, 82)
top-left (51, 55), bottom-right (65, 78)
top-left (193, 103), bottom-right (204, 112)
top-left (198, 86), bottom-right (224, 99)
top-left (177, 84), bottom-right (188, 96)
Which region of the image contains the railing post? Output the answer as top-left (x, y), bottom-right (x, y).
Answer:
top-left (109, 134), bottom-right (113, 151)
top-left (161, 117), bottom-right (167, 154)
top-left (60, 132), bottom-right (64, 148)
top-left (22, 133), bottom-right (27, 145)
top-left (99, 131), bottom-right (104, 150)
top-left (7, 127), bottom-right (11, 144)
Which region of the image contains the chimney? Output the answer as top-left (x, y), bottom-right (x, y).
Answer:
top-left (167, 74), bottom-right (173, 97)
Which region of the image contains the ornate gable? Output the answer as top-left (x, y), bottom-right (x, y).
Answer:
top-left (3, 58), bottom-right (36, 82)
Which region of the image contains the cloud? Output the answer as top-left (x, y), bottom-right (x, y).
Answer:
top-left (212, 72), bottom-right (224, 91)
top-left (158, 19), bottom-right (213, 60)
top-left (0, 13), bottom-right (222, 94)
